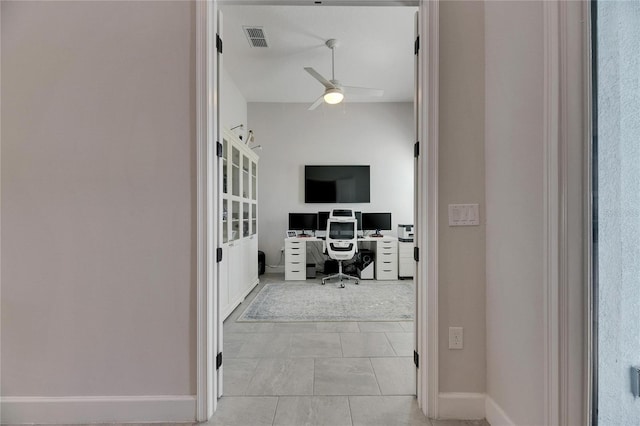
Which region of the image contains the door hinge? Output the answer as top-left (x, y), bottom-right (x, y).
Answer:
top-left (414, 36), bottom-right (420, 55)
top-left (414, 141), bottom-right (420, 158)
top-left (414, 247), bottom-right (419, 262)
top-left (216, 352), bottom-right (222, 370)
top-left (216, 34), bottom-right (223, 54)
top-left (216, 141), bottom-right (223, 158)
top-left (216, 247), bottom-right (223, 263)
top-left (414, 350), bottom-right (419, 368)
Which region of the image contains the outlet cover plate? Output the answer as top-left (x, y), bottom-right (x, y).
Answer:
top-left (449, 326), bottom-right (463, 350)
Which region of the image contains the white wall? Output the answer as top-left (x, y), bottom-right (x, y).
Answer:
top-left (484, 1), bottom-right (545, 424)
top-left (221, 68), bottom-right (248, 136)
top-left (438, 0), bottom-right (486, 395)
top-left (248, 102), bottom-right (414, 267)
top-left (1, 0), bottom-right (195, 401)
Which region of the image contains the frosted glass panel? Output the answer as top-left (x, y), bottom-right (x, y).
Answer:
top-left (596, 2), bottom-right (640, 424)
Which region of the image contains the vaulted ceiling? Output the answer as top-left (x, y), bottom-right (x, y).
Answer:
top-left (219, 5), bottom-right (417, 104)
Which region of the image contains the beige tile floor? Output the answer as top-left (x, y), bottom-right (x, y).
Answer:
top-left (206, 273), bottom-right (490, 426)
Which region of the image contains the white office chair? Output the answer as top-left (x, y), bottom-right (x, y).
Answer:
top-left (322, 217), bottom-right (359, 288)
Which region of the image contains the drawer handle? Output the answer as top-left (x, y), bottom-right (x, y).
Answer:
top-left (383, 261), bottom-right (392, 264)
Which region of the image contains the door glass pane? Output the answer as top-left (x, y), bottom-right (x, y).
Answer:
top-left (243, 202), bottom-right (249, 237)
top-left (231, 201), bottom-right (239, 241)
top-left (243, 156), bottom-right (250, 198)
top-left (595, 2), bottom-right (640, 423)
top-left (222, 139), bottom-right (228, 194)
top-left (251, 162), bottom-right (257, 201)
top-left (222, 199), bottom-right (228, 243)
top-left (232, 147), bottom-right (240, 196)
top-left (251, 204), bottom-right (257, 235)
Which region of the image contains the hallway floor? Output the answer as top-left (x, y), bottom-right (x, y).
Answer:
top-left (207, 273), bottom-right (487, 426)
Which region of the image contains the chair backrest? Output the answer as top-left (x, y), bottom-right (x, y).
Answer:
top-left (326, 218), bottom-right (358, 261)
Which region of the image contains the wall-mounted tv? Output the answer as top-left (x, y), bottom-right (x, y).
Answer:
top-left (305, 165), bottom-right (370, 203)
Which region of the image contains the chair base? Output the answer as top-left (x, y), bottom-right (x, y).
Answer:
top-left (321, 260), bottom-right (359, 288)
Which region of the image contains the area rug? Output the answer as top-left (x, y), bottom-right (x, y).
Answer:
top-left (237, 281), bottom-right (414, 322)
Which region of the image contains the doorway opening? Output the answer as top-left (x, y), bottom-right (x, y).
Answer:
top-left (217, 3), bottom-right (418, 422)
top-left (196, 0), bottom-right (439, 422)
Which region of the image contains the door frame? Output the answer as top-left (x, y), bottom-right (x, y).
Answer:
top-left (195, 0), bottom-right (440, 420)
top-left (542, 1), bottom-right (592, 425)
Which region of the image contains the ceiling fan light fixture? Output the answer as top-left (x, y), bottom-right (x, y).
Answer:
top-left (323, 88), bottom-right (344, 105)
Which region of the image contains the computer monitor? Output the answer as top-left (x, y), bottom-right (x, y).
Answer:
top-left (361, 212), bottom-right (392, 237)
top-left (288, 213), bottom-right (318, 236)
top-left (355, 211), bottom-right (363, 232)
top-left (317, 211), bottom-right (330, 232)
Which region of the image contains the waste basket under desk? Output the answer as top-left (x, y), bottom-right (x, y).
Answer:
top-left (284, 236), bottom-right (398, 281)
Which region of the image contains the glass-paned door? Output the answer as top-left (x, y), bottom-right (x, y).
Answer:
top-left (593, 1), bottom-right (640, 424)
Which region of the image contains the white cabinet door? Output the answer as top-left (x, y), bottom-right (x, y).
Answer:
top-left (228, 242), bottom-right (243, 304)
top-left (246, 235), bottom-right (259, 288)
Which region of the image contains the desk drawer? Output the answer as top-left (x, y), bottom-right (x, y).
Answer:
top-left (376, 266), bottom-right (398, 280)
top-left (285, 264), bottom-right (306, 281)
top-left (285, 240), bottom-right (305, 249)
top-left (377, 252), bottom-right (397, 262)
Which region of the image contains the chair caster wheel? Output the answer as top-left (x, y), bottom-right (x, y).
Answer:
top-left (340, 282), bottom-right (345, 288)
top-left (321, 280), bottom-right (326, 285)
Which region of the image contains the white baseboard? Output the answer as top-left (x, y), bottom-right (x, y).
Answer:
top-left (437, 392), bottom-right (486, 420)
top-left (0, 395), bottom-right (196, 424)
top-left (485, 395), bottom-right (515, 426)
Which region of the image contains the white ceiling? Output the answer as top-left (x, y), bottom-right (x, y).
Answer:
top-left (219, 5), bottom-right (417, 104)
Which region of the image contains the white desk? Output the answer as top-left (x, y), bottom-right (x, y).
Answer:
top-left (284, 235), bottom-right (398, 281)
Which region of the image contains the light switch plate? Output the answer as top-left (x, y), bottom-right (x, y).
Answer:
top-left (448, 204), bottom-right (480, 226)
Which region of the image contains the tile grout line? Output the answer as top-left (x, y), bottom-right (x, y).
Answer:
top-left (271, 395), bottom-right (280, 426)
top-left (347, 395), bottom-right (355, 426)
top-left (312, 357), bottom-right (316, 395)
top-left (368, 357), bottom-right (384, 396)
top-left (383, 331), bottom-right (399, 357)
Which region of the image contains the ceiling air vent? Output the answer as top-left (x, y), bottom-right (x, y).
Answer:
top-left (243, 26), bottom-right (268, 48)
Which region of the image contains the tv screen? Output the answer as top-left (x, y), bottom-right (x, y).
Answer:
top-left (305, 165), bottom-right (370, 203)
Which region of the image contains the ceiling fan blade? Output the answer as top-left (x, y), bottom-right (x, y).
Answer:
top-left (342, 86), bottom-right (384, 97)
top-left (304, 67), bottom-right (335, 89)
top-left (308, 95), bottom-right (325, 111)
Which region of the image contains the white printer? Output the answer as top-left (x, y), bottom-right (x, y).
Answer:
top-left (398, 224), bottom-right (414, 242)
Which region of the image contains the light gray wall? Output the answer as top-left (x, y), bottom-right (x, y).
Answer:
top-left (1, 1), bottom-right (196, 396)
top-left (438, 0), bottom-right (486, 394)
top-left (248, 102), bottom-right (414, 268)
top-left (221, 68), bottom-right (248, 136)
top-left (484, 1), bottom-right (544, 424)
top-left (596, 1), bottom-right (640, 423)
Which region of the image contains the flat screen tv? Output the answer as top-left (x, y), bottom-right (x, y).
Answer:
top-left (305, 165), bottom-right (370, 203)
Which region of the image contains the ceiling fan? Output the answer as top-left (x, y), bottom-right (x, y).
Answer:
top-left (305, 39), bottom-right (384, 110)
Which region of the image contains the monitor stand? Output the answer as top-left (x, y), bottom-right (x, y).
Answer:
top-left (371, 229), bottom-right (383, 238)
top-left (298, 230), bottom-right (312, 237)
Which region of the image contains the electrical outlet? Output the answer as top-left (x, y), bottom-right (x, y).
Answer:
top-left (449, 327), bottom-right (463, 350)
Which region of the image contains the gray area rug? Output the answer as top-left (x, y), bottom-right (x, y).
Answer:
top-left (238, 281), bottom-right (414, 322)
